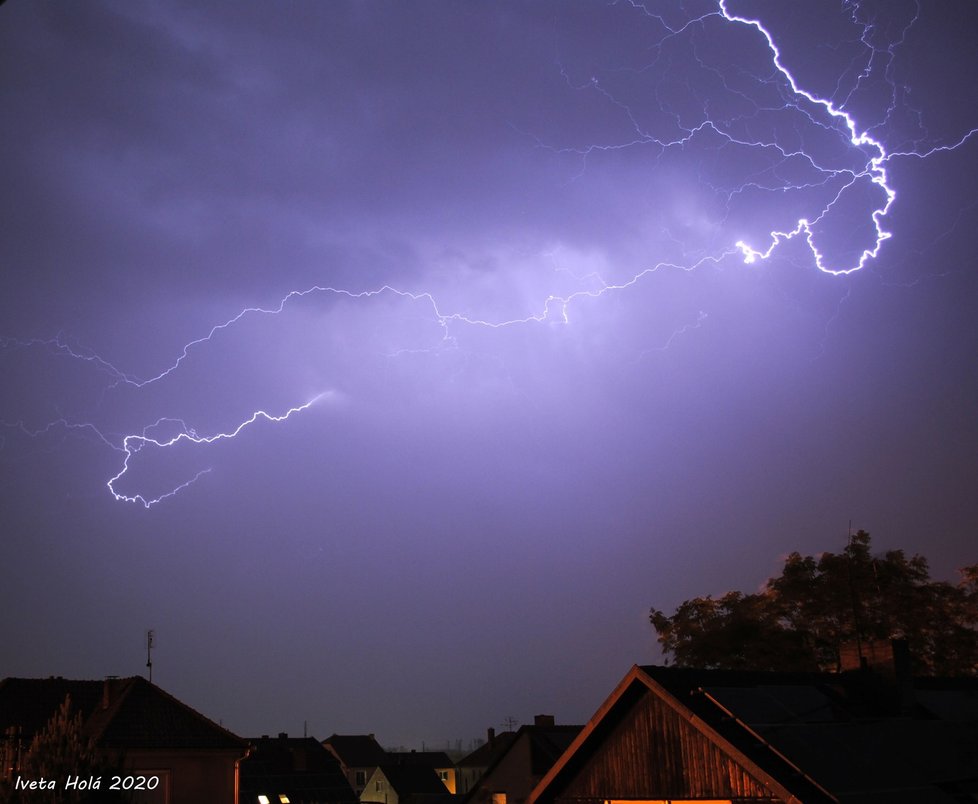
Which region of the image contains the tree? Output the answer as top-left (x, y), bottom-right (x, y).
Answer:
top-left (650, 531), bottom-right (978, 675)
top-left (0, 695), bottom-right (122, 804)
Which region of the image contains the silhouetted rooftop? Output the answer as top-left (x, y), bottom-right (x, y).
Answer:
top-left (0, 676), bottom-right (245, 751)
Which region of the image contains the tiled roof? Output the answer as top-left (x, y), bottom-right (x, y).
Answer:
top-left (240, 735), bottom-right (357, 804)
top-left (637, 665), bottom-right (978, 803)
top-left (456, 731), bottom-right (516, 768)
top-left (322, 734), bottom-right (389, 767)
top-left (0, 676), bottom-right (245, 751)
top-left (388, 750), bottom-right (454, 768)
top-left (0, 678), bottom-right (104, 737)
top-left (473, 723), bottom-right (582, 785)
top-left (377, 764), bottom-right (450, 796)
top-left (524, 727), bottom-right (580, 777)
top-left (532, 664), bottom-right (978, 804)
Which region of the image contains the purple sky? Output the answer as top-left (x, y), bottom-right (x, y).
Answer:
top-left (2, 0), bottom-right (977, 748)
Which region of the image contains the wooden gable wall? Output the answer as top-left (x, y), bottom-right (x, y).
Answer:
top-left (551, 684), bottom-right (786, 803)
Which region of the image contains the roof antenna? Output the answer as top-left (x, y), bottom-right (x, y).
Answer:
top-left (845, 522), bottom-right (865, 668)
top-left (146, 629), bottom-right (155, 683)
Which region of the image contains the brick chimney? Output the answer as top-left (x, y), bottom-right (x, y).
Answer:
top-left (102, 677), bottom-right (122, 710)
top-left (840, 638), bottom-right (914, 714)
top-left (533, 714), bottom-right (555, 727)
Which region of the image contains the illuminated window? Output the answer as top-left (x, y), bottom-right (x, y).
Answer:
top-left (279, 796), bottom-right (291, 803)
top-left (258, 797), bottom-right (270, 804)
top-left (492, 793), bottom-right (507, 804)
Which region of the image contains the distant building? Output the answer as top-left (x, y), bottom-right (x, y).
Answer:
top-left (529, 642), bottom-right (978, 803)
top-left (360, 764), bottom-right (452, 804)
top-left (464, 716), bottom-right (581, 804)
top-left (387, 751), bottom-right (457, 793)
top-left (322, 734), bottom-right (390, 797)
top-left (0, 675), bottom-right (247, 804)
top-left (239, 733), bottom-right (357, 804)
top-left (456, 728), bottom-right (517, 796)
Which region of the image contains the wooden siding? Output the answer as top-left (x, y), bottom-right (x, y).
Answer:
top-left (553, 687), bottom-right (785, 802)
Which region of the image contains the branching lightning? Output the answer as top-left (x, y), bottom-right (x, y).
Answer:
top-left (3, 1), bottom-right (976, 507)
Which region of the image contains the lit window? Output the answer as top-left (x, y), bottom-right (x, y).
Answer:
top-left (279, 796), bottom-right (291, 804)
top-left (258, 797), bottom-right (270, 804)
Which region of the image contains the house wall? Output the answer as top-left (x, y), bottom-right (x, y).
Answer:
top-left (457, 764), bottom-right (483, 795)
top-left (359, 767), bottom-right (398, 804)
top-left (434, 765), bottom-right (457, 794)
top-left (550, 689), bottom-right (783, 803)
top-left (471, 735), bottom-right (536, 804)
top-left (119, 748), bottom-right (239, 804)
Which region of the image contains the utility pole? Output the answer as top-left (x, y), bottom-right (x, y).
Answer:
top-left (146, 629), bottom-right (154, 683)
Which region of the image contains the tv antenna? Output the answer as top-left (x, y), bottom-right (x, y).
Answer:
top-left (146, 629), bottom-right (155, 683)
top-left (845, 522), bottom-right (864, 666)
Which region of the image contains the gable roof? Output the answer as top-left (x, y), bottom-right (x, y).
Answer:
top-left (477, 723), bottom-right (581, 785)
top-left (322, 734), bottom-right (389, 767)
top-left (463, 722), bottom-right (582, 804)
top-left (530, 664), bottom-right (978, 804)
top-left (0, 676), bottom-right (246, 752)
top-left (388, 750), bottom-right (454, 769)
top-left (239, 734), bottom-right (357, 804)
top-left (0, 678), bottom-right (104, 737)
top-left (376, 764), bottom-right (451, 797)
top-left (457, 731), bottom-right (516, 769)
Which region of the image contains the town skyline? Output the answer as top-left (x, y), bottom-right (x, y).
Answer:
top-left (2, 0), bottom-right (978, 751)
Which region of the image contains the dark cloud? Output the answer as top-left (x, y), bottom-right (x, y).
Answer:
top-left (2, 0), bottom-right (977, 746)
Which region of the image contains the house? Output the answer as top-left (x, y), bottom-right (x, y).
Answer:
top-left (388, 751), bottom-right (458, 793)
top-left (456, 729), bottom-right (517, 796)
top-left (0, 675), bottom-right (247, 804)
top-left (323, 734), bottom-right (390, 797)
top-left (464, 716), bottom-right (581, 804)
top-left (239, 733), bottom-right (357, 804)
top-left (529, 642), bottom-right (978, 804)
top-left (360, 764), bottom-right (452, 804)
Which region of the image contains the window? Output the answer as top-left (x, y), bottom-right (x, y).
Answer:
top-left (376, 780), bottom-right (385, 792)
top-left (258, 797), bottom-right (270, 804)
top-left (279, 796), bottom-right (291, 804)
top-left (355, 771), bottom-right (366, 787)
top-left (491, 793), bottom-right (507, 804)
top-left (439, 771), bottom-right (449, 781)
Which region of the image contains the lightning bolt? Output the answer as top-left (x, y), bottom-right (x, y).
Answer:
top-left (3, 1), bottom-right (976, 507)
top-left (107, 396), bottom-right (331, 508)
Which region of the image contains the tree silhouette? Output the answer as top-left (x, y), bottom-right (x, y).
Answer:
top-left (650, 531), bottom-right (978, 674)
top-left (0, 695), bottom-right (121, 804)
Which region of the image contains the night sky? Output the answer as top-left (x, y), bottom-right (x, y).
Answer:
top-left (2, 0), bottom-right (977, 748)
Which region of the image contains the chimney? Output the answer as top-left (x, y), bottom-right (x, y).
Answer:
top-left (102, 677), bottom-right (120, 710)
top-left (487, 727), bottom-right (495, 747)
top-left (533, 715), bottom-right (555, 727)
top-left (840, 638), bottom-right (914, 715)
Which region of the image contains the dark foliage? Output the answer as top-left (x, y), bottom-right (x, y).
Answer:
top-left (650, 531), bottom-right (978, 674)
top-left (0, 696), bottom-right (125, 804)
